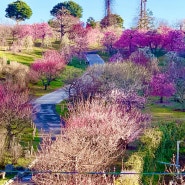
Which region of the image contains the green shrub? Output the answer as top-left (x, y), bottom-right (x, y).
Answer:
top-left (115, 172), bottom-right (140, 185)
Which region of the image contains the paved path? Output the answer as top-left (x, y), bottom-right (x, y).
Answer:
top-left (32, 54), bottom-right (104, 135)
top-left (32, 88), bottom-right (69, 134)
top-left (33, 104), bottom-right (63, 134)
top-left (33, 87), bottom-right (69, 105)
top-left (32, 86), bottom-right (70, 134)
top-left (9, 54), bottom-right (105, 185)
top-left (86, 54), bottom-right (105, 66)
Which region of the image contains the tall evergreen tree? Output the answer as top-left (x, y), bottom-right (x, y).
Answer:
top-left (5, 0), bottom-right (32, 24)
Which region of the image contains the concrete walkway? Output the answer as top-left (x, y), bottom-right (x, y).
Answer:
top-left (32, 87), bottom-right (69, 134)
top-left (32, 54), bottom-right (104, 135)
top-left (9, 54), bottom-right (105, 184)
top-left (33, 87), bottom-right (69, 105)
top-left (86, 54), bottom-right (105, 66)
top-left (33, 104), bottom-right (63, 134)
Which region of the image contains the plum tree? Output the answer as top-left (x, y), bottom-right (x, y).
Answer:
top-left (31, 50), bottom-right (66, 90)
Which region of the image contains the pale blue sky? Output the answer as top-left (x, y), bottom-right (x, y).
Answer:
top-left (1, 0), bottom-right (185, 28)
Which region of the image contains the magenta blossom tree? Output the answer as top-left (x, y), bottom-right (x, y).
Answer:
top-left (115, 29), bottom-right (146, 55)
top-left (115, 29), bottom-right (138, 54)
top-left (150, 73), bottom-right (176, 103)
top-left (143, 31), bottom-right (165, 55)
top-left (109, 52), bottom-right (124, 62)
top-left (31, 50), bottom-right (66, 90)
top-left (163, 30), bottom-right (185, 52)
top-left (129, 49), bottom-right (150, 66)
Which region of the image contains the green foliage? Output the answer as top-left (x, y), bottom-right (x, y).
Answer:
top-left (16, 157), bottom-right (33, 167)
top-left (61, 66), bottom-right (84, 85)
top-left (56, 100), bottom-right (69, 117)
top-left (155, 122), bottom-right (185, 163)
top-left (140, 128), bottom-right (163, 151)
top-left (29, 78), bottom-right (64, 97)
top-left (50, 0), bottom-right (83, 18)
top-left (98, 50), bottom-right (112, 62)
top-left (140, 129), bottom-right (163, 184)
top-left (125, 152), bottom-right (144, 172)
top-left (123, 128), bottom-right (163, 185)
top-left (115, 174), bottom-right (140, 185)
top-left (0, 174), bottom-right (15, 185)
top-left (68, 57), bottom-right (87, 70)
top-left (86, 17), bottom-right (97, 28)
top-left (138, 122), bottom-right (185, 184)
top-left (119, 152), bottom-right (144, 185)
top-left (100, 14), bottom-right (124, 28)
top-left (5, 0), bottom-right (32, 22)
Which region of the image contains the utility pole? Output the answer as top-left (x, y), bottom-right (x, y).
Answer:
top-left (138, 0), bottom-right (148, 30)
top-left (176, 140), bottom-right (183, 177)
top-left (105, 0), bottom-right (112, 16)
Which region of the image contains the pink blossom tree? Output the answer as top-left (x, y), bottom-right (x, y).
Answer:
top-left (31, 50), bottom-right (66, 90)
top-left (110, 89), bottom-right (146, 112)
top-left (0, 24), bottom-right (12, 49)
top-left (16, 24), bottom-right (33, 39)
top-left (67, 23), bottom-right (88, 59)
top-left (10, 23), bottom-right (53, 50)
top-left (150, 73), bottom-right (176, 103)
top-left (49, 8), bottom-right (80, 40)
top-left (32, 23), bottom-right (53, 45)
top-left (9, 24), bottom-right (33, 52)
top-left (32, 98), bottom-right (149, 185)
top-left (157, 25), bottom-right (172, 34)
top-left (86, 27), bottom-right (104, 48)
top-left (101, 31), bottom-right (118, 54)
top-left (167, 53), bottom-right (185, 108)
top-left (0, 82), bottom-right (32, 160)
top-left (129, 49), bottom-right (150, 66)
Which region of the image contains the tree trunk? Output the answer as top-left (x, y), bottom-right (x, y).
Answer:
top-left (60, 24), bottom-right (65, 41)
top-left (44, 84), bottom-right (48, 90)
top-left (160, 96), bottom-right (163, 103)
top-left (5, 128), bottom-right (14, 150)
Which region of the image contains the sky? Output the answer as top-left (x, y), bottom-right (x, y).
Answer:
top-left (1, 0), bottom-right (185, 28)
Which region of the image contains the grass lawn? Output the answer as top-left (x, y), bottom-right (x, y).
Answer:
top-left (56, 100), bottom-right (69, 118)
top-left (0, 47), bottom-right (43, 65)
top-left (146, 97), bottom-right (185, 122)
top-left (97, 50), bottom-right (111, 62)
top-left (29, 78), bottom-right (64, 97)
top-left (0, 175), bottom-right (14, 185)
top-left (150, 105), bottom-right (185, 121)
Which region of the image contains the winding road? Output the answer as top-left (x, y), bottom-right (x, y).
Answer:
top-left (6, 53), bottom-right (105, 185)
top-left (32, 53), bottom-right (105, 135)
